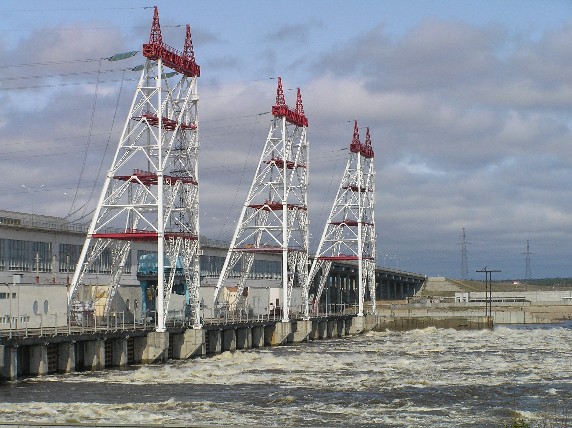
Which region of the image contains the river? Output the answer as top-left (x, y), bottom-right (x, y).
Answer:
top-left (1, 322), bottom-right (571, 427)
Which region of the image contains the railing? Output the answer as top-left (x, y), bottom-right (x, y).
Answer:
top-left (0, 312), bottom-right (157, 340)
top-left (0, 304), bottom-right (364, 340)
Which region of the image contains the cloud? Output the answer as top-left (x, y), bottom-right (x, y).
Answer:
top-left (304, 18), bottom-right (572, 277)
top-left (3, 10), bottom-right (572, 279)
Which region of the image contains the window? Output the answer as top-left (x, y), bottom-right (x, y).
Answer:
top-left (8, 239), bottom-right (29, 271)
top-left (43, 300), bottom-right (49, 314)
top-left (31, 241), bottom-right (52, 272)
top-left (0, 217), bottom-right (21, 226)
top-left (4, 239), bottom-right (52, 272)
top-left (59, 244), bottom-right (82, 272)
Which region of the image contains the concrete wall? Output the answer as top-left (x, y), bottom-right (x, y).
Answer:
top-left (455, 290), bottom-right (572, 303)
top-left (374, 316), bottom-right (490, 331)
top-left (0, 284), bottom-right (67, 330)
top-left (379, 304), bottom-right (569, 324)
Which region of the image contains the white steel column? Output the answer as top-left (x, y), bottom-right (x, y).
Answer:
top-left (306, 121), bottom-right (377, 317)
top-left (68, 7), bottom-right (202, 331)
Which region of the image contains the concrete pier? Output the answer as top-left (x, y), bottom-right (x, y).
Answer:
top-left (206, 329), bottom-right (222, 355)
top-left (252, 326), bottom-right (264, 348)
top-left (83, 340), bottom-right (105, 371)
top-left (29, 344), bottom-right (48, 376)
top-left (111, 338), bottom-right (128, 368)
top-left (310, 319), bottom-right (327, 340)
top-left (171, 329), bottom-right (205, 359)
top-left (140, 331), bottom-right (169, 364)
top-left (265, 321), bottom-right (291, 346)
top-left (1, 345), bottom-right (17, 380)
top-left (222, 328), bottom-right (236, 352)
top-left (291, 320), bottom-right (312, 343)
top-left (58, 342), bottom-right (75, 373)
top-left (236, 327), bottom-right (252, 349)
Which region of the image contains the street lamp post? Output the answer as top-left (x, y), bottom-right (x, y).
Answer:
top-left (21, 184), bottom-right (45, 215)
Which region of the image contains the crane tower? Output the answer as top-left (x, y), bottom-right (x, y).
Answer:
top-left (306, 121), bottom-right (376, 316)
top-left (68, 7), bottom-right (202, 331)
top-left (213, 77), bottom-right (309, 322)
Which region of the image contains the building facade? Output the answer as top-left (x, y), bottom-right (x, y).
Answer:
top-left (0, 210), bottom-right (425, 331)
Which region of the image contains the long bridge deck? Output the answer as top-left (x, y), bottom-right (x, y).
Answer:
top-left (0, 312), bottom-right (373, 381)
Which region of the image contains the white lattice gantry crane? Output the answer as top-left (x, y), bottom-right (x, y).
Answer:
top-left (68, 7), bottom-right (203, 331)
top-left (214, 77), bottom-right (310, 322)
top-left (306, 121), bottom-right (377, 316)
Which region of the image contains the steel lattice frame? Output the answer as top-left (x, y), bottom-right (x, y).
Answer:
top-left (214, 78), bottom-right (309, 322)
top-left (307, 121), bottom-right (376, 316)
top-left (68, 8), bottom-right (202, 331)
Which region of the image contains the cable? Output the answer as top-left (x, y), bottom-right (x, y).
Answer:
top-left (1, 6), bottom-right (152, 12)
top-left (214, 113), bottom-right (267, 241)
top-left (68, 59), bottom-right (102, 218)
top-left (0, 76), bottom-right (139, 91)
top-left (0, 67), bottom-right (131, 84)
top-left (0, 58), bottom-right (100, 69)
top-left (75, 69), bottom-right (127, 223)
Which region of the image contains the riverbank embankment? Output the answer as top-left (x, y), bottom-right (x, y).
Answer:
top-left (391, 276), bottom-right (572, 324)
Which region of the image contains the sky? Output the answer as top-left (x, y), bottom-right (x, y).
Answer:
top-left (1, 0), bottom-right (572, 280)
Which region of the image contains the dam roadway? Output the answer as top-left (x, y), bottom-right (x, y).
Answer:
top-left (0, 309), bottom-right (491, 382)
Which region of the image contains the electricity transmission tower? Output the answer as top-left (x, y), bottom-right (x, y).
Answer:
top-left (213, 77), bottom-right (309, 323)
top-left (306, 121), bottom-right (376, 317)
top-left (69, 7), bottom-right (202, 332)
top-left (523, 240), bottom-right (532, 280)
top-left (460, 228), bottom-right (469, 280)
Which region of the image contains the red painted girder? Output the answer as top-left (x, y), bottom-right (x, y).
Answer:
top-left (342, 184), bottom-right (371, 192)
top-left (362, 127), bottom-right (375, 159)
top-left (113, 170), bottom-right (197, 186)
top-left (143, 6), bottom-right (199, 77)
top-left (264, 157), bottom-right (306, 169)
top-left (248, 201), bottom-right (307, 211)
top-left (132, 113), bottom-right (197, 131)
top-left (232, 246), bottom-right (305, 253)
top-left (329, 220), bottom-right (374, 226)
top-left (350, 120), bottom-right (361, 153)
top-left (271, 104), bottom-right (308, 127)
top-left (142, 42), bottom-right (200, 77)
top-left (317, 255), bottom-right (375, 261)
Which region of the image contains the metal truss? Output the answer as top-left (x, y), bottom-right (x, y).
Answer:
top-left (214, 78), bottom-right (309, 322)
top-left (307, 121), bottom-right (377, 316)
top-left (69, 7), bottom-right (202, 331)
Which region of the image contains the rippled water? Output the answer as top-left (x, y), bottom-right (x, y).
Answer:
top-left (1, 323), bottom-right (571, 427)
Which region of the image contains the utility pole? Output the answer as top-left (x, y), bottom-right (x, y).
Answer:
top-left (476, 267), bottom-right (501, 322)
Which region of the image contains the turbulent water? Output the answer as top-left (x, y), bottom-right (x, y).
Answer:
top-left (1, 323), bottom-right (571, 427)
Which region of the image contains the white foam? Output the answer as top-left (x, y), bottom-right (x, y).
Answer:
top-left (3, 324), bottom-right (570, 426)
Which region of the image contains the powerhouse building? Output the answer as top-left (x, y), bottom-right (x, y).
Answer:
top-left (0, 210), bottom-right (425, 329)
